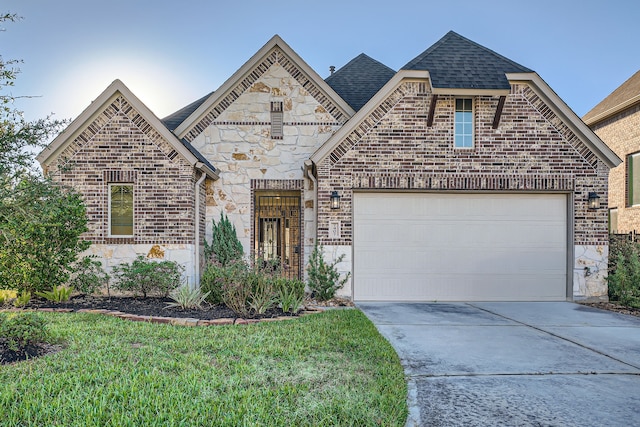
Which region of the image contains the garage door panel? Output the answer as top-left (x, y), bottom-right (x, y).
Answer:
top-left (353, 193), bottom-right (567, 301)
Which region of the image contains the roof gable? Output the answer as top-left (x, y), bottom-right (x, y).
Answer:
top-left (175, 35), bottom-right (356, 141)
top-left (325, 53), bottom-right (395, 111)
top-left (162, 91), bottom-right (213, 132)
top-left (37, 80), bottom-right (218, 178)
top-left (402, 31), bottom-right (532, 90)
top-left (583, 70), bottom-right (640, 125)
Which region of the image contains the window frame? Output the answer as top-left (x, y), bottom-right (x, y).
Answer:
top-left (454, 98), bottom-right (474, 149)
top-left (627, 152), bottom-right (640, 207)
top-left (108, 183), bottom-right (134, 237)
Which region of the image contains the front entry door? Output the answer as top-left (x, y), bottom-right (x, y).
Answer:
top-left (254, 192), bottom-right (301, 279)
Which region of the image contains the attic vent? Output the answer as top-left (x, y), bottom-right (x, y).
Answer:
top-left (168, 150), bottom-right (178, 160)
top-left (271, 101), bottom-right (283, 140)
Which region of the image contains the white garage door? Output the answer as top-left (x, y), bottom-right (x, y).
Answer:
top-left (353, 193), bottom-right (567, 301)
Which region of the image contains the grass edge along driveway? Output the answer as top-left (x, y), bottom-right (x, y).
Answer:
top-left (0, 309), bottom-right (407, 426)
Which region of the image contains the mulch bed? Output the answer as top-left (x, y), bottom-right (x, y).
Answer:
top-left (578, 301), bottom-right (640, 318)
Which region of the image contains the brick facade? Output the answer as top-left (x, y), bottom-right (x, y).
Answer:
top-left (315, 80), bottom-right (610, 299)
top-left (591, 103), bottom-right (640, 232)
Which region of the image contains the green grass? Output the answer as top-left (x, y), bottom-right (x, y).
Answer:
top-left (0, 310), bottom-right (407, 426)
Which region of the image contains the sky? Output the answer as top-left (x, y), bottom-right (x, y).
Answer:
top-left (2, 0), bottom-right (640, 126)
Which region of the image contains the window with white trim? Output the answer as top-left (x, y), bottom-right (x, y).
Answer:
top-left (454, 98), bottom-right (474, 148)
top-left (109, 184), bottom-right (134, 236)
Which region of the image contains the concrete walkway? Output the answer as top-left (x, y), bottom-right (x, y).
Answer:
top-left (358, 302), bottom-right (640, 427)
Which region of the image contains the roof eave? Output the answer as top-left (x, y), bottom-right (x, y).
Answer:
top-left (431, 87), bottom-right (510, 96)
top-left (583, 94), bottom-right (640, 127)
top-left (506, 72), bottom-right (621, 168)
top-left (175, 35), bottom-right (356, 139)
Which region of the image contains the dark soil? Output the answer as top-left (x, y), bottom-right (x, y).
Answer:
top-left (26, 294), bottom-right (295, 320)
top-left (578, 301), bottom-right (640, 317)
top-left (0, 340), bottom-right (62, 365)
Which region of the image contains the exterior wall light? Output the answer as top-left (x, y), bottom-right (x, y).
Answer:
top-left (588, 192), bottom-right (600, 210)
top-left (330, 191), bottom-right (341, 210)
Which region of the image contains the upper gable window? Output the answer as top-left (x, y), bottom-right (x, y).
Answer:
top-left (109, 184), bottom-right (134, 236)
top-left (627, 152), bottom-right (640, 206)
top-left (271, 101), bottom-right (283, 140)
top-left (454, 98), bottom-right (474, 148)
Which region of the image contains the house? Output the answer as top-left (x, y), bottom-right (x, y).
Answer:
top-left (583, 70), bottom-right (640, 234)
top-left (37, 31), bottom-right (619, 302)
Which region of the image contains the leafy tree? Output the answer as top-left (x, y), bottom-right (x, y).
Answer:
top-left (0, 14), bottom-right (90, 293)
top-left (204, 212), bottom-right (244, 266)
top-left (307, 244), bottom-right (350, 301)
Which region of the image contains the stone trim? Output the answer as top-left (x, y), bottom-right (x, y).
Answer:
top-left (184, 48), bottom-right (349, 142)
top-left (352, 173), bottom-right (575, 191)
top-left (13, 307), bottom-right (324, 327)
top-left (211, 121), bottom-right (342, 126)
top-left (251, 179), bottom-right (304, 190)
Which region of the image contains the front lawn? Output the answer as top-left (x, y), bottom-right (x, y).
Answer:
top-left (0, 309), bottom-right (407, 426)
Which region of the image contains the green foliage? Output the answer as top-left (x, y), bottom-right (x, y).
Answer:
top-left (307, 244), bottom-right (350, 301)
top-left (166, 285), bottom-right (210, 310)
top-left (36, 285), bottom-right (73, 302)
top-left (608, 238), bottom-right (640, 308)
top-left (275, 277), bottom-right (306, 314)
top-left (0, 14), bottom-right (85, 295)
top-left (68, 256), bottom-right (109, 295)
top-left (111, 256), bottom-right (183, 298)
top-left (200, 262), bottom-right (241, 305)
top-left (0, 289), bottom-right (17, 305)
top-left (12, 290), bottom-right (30, 308)
top-left (0, 310), bottom-right (408, 426)
top-left (0, 312), bottom-right (49, 352)
top-left (246, 269), bottom-right (277, 315)
top-left (204, 212), bottom-right (243, 266)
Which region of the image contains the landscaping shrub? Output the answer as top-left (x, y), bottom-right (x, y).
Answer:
top-left (204, 212), bottom-right (243, 266)
top-left (201, 261), bottom-right (246, 305)
top-left (275, 277), bottom-right (306, 314)
top-left (166, 285), bottom-right (210, 310)
top-left (0, 289), bottom-right (17, 306)
top-left (68, 256), bottom-right (109, 295)
top-left (36, 285), bottom-right (73, 302)
top-left (111, 256), bottom-right (183, 298)
top-left (608, 238), bottom-right (640, 308)
top-left (246, 269), bottom-right (277, 315)
top-left (12, 291), bottom-right (31, 308)
top-left (0, 312), bottom-right (49, 353)
top-left (307, 244), bottom-right (350, 301)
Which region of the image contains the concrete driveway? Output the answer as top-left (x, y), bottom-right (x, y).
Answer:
top-left (358, 302), bottom-right (640, 427)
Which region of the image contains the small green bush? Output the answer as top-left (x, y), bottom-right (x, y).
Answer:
top-left (276, 277), bottom-right (306, 314)
top-left (608, 239), bottom-right (640, 308)
top-left (200, 262), bottom-right (242, 305)
top-left (13, 291), bottom-right (31, 308)
top-left (0, 312), bottom-right (49, 353)
top-left (36, 285), bottom-right (73, 302)
top-left (0, 289), bottom-right (17, 306)
top-left (68, 256), bottom-right (109, 295)
top-left (246, 270), bottom-right (277, 315)
top-left (112, 256), bottom-right (183, 298)
top-left (166, 286), bottom-right (210, 310)
top-left (204, 212), bottom-right (244, 266)
top-left (307, 244), bottom-right (350, 301)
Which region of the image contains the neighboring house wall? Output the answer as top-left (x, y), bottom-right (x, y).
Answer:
top-left (46, 95), bottom-right (205, 284)
top-left (316, 81), bottom-right (610, 299)
top-left (590, 103), bottom-right (640, 232)
top-left (186, 54), bottom-right (347, 272)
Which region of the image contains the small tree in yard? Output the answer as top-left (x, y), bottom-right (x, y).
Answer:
top-left (204, 212), bottom-right (243, 266)
top-left (307, 244), bottom-right (350, 301)
top-left (0, 14), bottom-right (90, 294)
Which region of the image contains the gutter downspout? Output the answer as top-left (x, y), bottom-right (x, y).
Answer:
top-left (194, 166), bottom-right (207, 289)
top-left (304, 160), bottom-right (317, 248)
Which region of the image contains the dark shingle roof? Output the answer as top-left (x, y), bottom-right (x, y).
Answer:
top-left (162, 91), bottom-right (213, 131)
top-left (160, 92), bottom-right (217, 174)
top-left (402, 31), bottom-right (532, 90)
top-left (325, 54), bottom-right (395, 111)
top-left (583, 70), bottom-right (640, 125)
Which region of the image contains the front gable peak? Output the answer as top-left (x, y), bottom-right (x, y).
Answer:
top-left (174, 35), bottom-right (356, 142)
